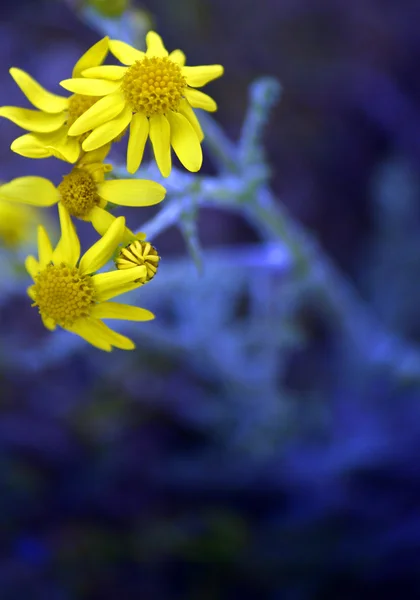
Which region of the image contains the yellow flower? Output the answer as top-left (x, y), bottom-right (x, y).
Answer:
top-left (115, 239), bottom-right (160, 283)
top-left (60, 31), bottom-right (224, 177)
top-left (26, 204), bottom-right (154, 351)
top-left (88, 0), bottom-right (129, 17)
top-left (0, 196), bottom-right (47, 250)
top-left (0, 37), bottom-right (114, 163)
top-left (0, 147), bottom-right (166, 241)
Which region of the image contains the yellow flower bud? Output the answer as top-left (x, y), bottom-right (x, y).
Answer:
top-left (87, 0), bottom-right (129, 18)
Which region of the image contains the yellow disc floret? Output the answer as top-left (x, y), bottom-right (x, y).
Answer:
top-left (58, 167), bottom-right (100, 219)
top-left (33, 263), bottom-right (96, 328)
top-left (115, 240), bottom-right (160, 283)
top-left (122, 56), bottom-right (186, 116)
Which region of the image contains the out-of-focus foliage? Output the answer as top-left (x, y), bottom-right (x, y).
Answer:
top-left (365, 156), bottom-right (420, 339)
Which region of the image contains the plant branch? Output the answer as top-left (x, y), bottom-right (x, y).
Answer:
top-left (110, 77), bottom-right (420, 385)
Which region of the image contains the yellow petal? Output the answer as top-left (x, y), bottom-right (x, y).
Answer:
top-left (42, 315), bottom-right (56, 331)
top-left (167, 110), bottom-right (203, 172)
top-left (27, 285), bottom-right (36, 300)
top-left (182, 65), bottom-right (224, 87)
top-left (37, 225), bottom-right (53, 267)
top-left (146, 31), bottom-right (168, 57)
top-left (68, 92), bottom-right (126, 136)
top-left (0, 106), bottom-right (66, 132)
top-left (9, 67), bottom-right (69, 113)
top-left (91, 302), bottom-right (154, 321)
top-left (127, 112), bottom-right (149, 174)
top-left (41, 128), bottom-right (80, 163)
top-left (184, 88), bottom-right (217, 112)
top-left (79, 216), bottom-right (125, 275)
top-left (67, 317), bottom-right (112, 351)
top-left (52, 204), bottom-right (80, 267)
top-left (0, 177), bottom-right (58, 206)
top-left (92, 266), bottom-right (146, 302)
top-left (110, 281), bottom-right (145, 296)
top-left (93, 319), bottom-right (136, 350)
top-left (178, 98), bottom-right (204, 142)
top-left (25, 255), bottom-right (39, 279)
top-left (60, 78), bottom-right (120, 96)
top-left (81, 65), bottom-right (127, 80)
top-left (97, 179), bottom-right (166, 207)
top-left (82, 105), bottom-right (132, 151)
top-left (109, 39), bottom-right (145, 65)
top-left (89, 206), bottom-right (136, 245)
top-left (10, 135), bottom-right (51, 159)
top-left (72, 36), bottom-right (109, 77)
top-left (12, 128), bottom-right (80, 163)
top-left (149, 114), bottom-right (171, 177)
top-left (89, 205), bottom-right (116, 235)
top-left (169, 49), bottom-right (186, 66)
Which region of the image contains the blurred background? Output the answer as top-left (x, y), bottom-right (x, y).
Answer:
top-left (1, 0), bottom-right (420, 598)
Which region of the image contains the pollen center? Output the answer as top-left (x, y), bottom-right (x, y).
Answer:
top-left (34, 263), bottom-right (96, 328)
top-left (58, 167), bottom-right (100, 219)
top-left (67, 94), bottom-right (101, 128)
top-left (122, 56), bottom-right (186, 116)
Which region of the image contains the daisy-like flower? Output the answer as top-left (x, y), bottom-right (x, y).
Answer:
top-left (0, 147), bottom-right (166, 241)
top-left (0, 196), bottom-right (49, 250)
top-left (0, 37), bottom-right (117, 163)
top-left (59, 31), bottom-right (224, 177)
top-left (26, 204), bottom-right (155, 351)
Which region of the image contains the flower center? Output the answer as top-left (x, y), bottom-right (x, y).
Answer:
top-left (115, 240), bottom-right (160, 283)
top-left (122, 56), bottom-right (186, 116)
top-left (58, 167), bottom-right (100, 219)
top-left (34, 263), bottom-right (96, 328)
top-left (67, 94), bottom-right (101, 129)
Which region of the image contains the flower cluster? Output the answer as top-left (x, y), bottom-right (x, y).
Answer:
top-left (0, 32), bottom-right (223, 350)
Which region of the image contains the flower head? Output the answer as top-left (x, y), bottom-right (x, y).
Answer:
top-left (0, 38), bottom-right (117, 163)
top-left (0, 196), bottom-right (47, 250)
top-left (26, 204), bottom-right (154, 351)
top-left (88, 0), bottom-right (129, 17)
top-left (115, 239), bottom-right (160, 283)
top-left (0, 147), bottom-right (166, 241)
top-left (60, 31), bottom-right (224, 176)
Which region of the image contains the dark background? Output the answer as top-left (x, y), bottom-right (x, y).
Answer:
top-left (1, 0), bottom-right (420, 598)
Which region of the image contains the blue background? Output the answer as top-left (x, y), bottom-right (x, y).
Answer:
top-left (1, 0), bottom-right (420, 598)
